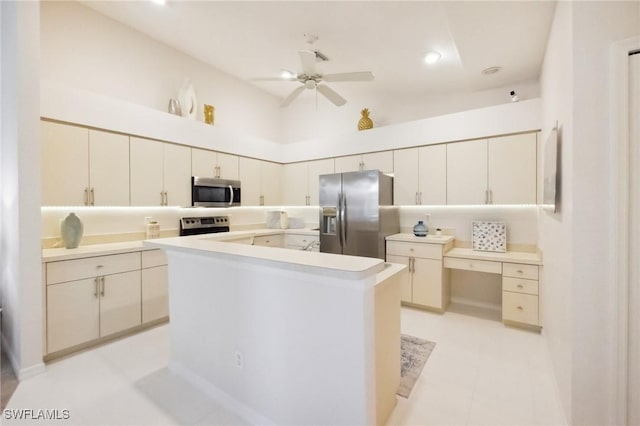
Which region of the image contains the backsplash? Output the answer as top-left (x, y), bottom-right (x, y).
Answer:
top-left (42, 205), bottom-right (538, 248)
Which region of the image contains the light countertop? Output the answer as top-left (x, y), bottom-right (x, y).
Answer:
top-left (42, 228), bottom-right (320, 262)
top-left (144, 231), bottom-right (383, 280)
top-left (386, 233), bottom-right (455, 245)
top-left (444, 247), bottom-right (542, 265)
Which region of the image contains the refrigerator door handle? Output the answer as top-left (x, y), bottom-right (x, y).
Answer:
top-left (342, 195), bottom-right (348, 247)
top-left (336, 193), bottom-right (343, 248)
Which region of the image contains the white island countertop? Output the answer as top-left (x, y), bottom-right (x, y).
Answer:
top-left (144, 229), bottom-right (384, 280)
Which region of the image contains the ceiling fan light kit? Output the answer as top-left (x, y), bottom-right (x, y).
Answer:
top-left (265, 35), bottom-right (375, 108)
top-left (423, 50), bottom-right (442, 64)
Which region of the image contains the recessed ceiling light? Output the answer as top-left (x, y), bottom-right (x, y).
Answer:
top-left (150, 0), bottom-right (166, 5)
top-left (423, 51), bottom-right (442, 65)
top-left (482, 66), bottom-right (502, 75)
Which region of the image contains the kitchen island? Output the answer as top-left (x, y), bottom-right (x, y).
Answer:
top-left (144, 233), bottom-right (405, 425)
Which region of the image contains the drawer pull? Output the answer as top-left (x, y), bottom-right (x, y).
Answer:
top-left (517, 306), bottom-right (524, 310)
top-left (409, 248), bottom-right (414, 252)
top-left (469, 263), bottom-right (473, 268)
top-left (517, 284), bottom-right (523, 288)
top-left (96, 265), bottom-right (104, 269)
top-left (517, 270), bottom-right (524, 274)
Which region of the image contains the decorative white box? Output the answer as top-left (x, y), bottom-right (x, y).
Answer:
top-left (472, 221), bottom-right (507, 252)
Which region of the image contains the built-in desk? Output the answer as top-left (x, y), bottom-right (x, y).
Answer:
top-left (444, 248), bottom-right (542, 330)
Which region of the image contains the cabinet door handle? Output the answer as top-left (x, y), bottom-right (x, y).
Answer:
top-left (485, 189), bottom-right (488, 204)
top-left (489, 189), bottom-right (493, 204)
top-left (84, 188), bottom-right (89, 206)
top-left (260, 195), bottom-right (264, 206)
top-left (164, 191), bottom-right (168, 206)
top-left (517, 306), bottom-right (524, 311)
top-left (90, 187), bottom-right (95, 205)
top-left (415, 192), bottom-right (419, 205)
top-left (100, 276), bottom-right (105, 297)
top-left (419, 192), bottom-right (423, 205)
top-left (517, 284), bottom-right (524, 288)
top-left (516, 270), bottom-right (524, 274)
top-left (94, 277), bottom-right (99, 298)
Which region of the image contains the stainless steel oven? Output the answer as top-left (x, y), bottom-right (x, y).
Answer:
top-left (179, 216), bottom-right (230, 236)
top-left (191, 177), bottom-right (241, 207)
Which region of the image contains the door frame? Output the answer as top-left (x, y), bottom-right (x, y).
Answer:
top-left (611, 35), bottom-right (640, 426)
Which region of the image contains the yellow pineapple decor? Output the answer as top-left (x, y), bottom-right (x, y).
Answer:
top-left (358, 108), bottom-right (373, 131)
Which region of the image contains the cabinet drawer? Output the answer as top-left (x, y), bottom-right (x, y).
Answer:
top-left (285, 234), bottom-right (318, 247)
top-left (142, 249), bottom-right (167, 268)
top-left (253, 234), bottom-right (284, 247)
top-left (46, 252), bottom-right (141, 285)
top-left (443, 257), bottom-right (502, 274)
top-left (502, 291), bottom-right (538, 325)
top-left (386, 241), bottom-right (442, 260)
top-left (502, 277), bottom-right (538, 295)
top-left (503, 263), bottom-right (538, 280)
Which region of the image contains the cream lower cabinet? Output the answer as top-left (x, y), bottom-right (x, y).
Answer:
top-left (141, 250), bottom-right (169, 323)
top-left (386, 240), bottom-right (450, 312)
top-left (46, 252), bottom-right (142, 354)
top-left (45, 250), bottom-right (169, 356)
top-left (501, 263), bottom-right (540, 327)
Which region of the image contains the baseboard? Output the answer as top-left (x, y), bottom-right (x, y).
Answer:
top-left (1, 333), bottom-right (46, 381)
top-left (168, 360), bottom-right (274, 426)
top-left (450, 297), bottom-right (501, 312)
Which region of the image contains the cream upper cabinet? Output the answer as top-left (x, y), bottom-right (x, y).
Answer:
top-left (488, 133), bottom-right (537, 204)
top-left (447, 133), bottom-right (537, 205)
top-left (334, 152), bottom-right (393, 174)
top-left (260, 161), bottom-right (282, 206)
top-left (393, 148), bottom-right (420, 205)
top-left (281, 159), bottom-right (333, 206)
top-left (41, 121), bottom-right (129, 206)
top-left (163, 143), bottom-right (191, 206)
top-left (130, 137), bottom-right (191, 206)
top-left (447, 139), bottom-right (488, 205)
top-left (282, 162), bottom-right (308, 205)
top-left (192, 148), bottom-right (239, 180)
top-left (393, 145), bottom-right (446, 205)
top-left (334, 155), bottom-right (362, 173)
top-left (307, 159), bottom-right (335, 206)
top-left (130, 137), bottom-right (164, 206)
top-left (239, 158), bottom-right (282, 206)
top-left (418, 145), bottom-right (447, 205)
top-left (239, 157), bottom-right (262, 206)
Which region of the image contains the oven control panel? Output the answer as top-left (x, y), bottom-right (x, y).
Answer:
top-left (180, 216), bottom-right (230, 233)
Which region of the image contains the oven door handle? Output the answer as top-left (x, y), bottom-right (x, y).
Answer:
top-left (228, 185), bottom-right (234, 207)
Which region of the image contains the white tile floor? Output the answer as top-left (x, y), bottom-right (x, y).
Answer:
top-left (4, 304), bottom-right (566, 425)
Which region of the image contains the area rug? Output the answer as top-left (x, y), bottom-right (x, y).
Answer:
top-left (398, 334), bottom-right (436, 398)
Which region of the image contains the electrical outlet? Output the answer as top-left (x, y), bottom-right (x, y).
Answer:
top-left (235, 351), bottom-right (243, 369)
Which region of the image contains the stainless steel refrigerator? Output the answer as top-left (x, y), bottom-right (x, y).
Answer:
top-left (319, 170), bottom-right (399, 259)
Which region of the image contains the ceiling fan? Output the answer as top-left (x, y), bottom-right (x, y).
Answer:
top-left (258, 46), bottom-right (374, 107)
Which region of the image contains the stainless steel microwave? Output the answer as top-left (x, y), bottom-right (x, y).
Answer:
top-left (191, 177), bottom-right (241, 207)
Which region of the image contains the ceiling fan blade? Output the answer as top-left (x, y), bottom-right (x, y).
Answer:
top-left (250, 77), bottom-right (297, 82)
top-left (323, 71), bottom-right (374, 82)
top-left (280, 86), bottom-right (305, 107)
top-left (316, 84), bottom-right (347, 106)
top-left (299, 50), bottom-right (317, 76)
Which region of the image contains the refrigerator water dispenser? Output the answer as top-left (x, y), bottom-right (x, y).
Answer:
top-left (321, 207), bottom-right (337, 235)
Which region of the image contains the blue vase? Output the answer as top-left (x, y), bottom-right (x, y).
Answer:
top-left (61, 212), bottom-right (83, 249)
top-left (413, 220), bottom-right (427, 237)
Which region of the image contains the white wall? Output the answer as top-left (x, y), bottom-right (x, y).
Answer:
top-left (540, 2), bottom-right (640, 424)
top-left (570, 3), bottom-right (639, 425)
top-left (40, 1), bottom-right (282, 143)
top-left (1, 0), bottom-right (45, 379)
top-left (538, 1), bottom-right (573, 422)
top-left (281, 80), bottom-right (540, 144)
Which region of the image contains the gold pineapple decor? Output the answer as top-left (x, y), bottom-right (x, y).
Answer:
top-left (358, 108), bottom-right (373, 131)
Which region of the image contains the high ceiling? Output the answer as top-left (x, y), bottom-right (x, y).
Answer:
top-left (81, 1), bottom-right (556, 104)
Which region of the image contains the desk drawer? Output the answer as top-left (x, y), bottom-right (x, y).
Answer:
top-left (386, 241), bottom-right (442, 260)
top-left (443, 257), bottom-right (502, 274)
top-left (503, 277), bottom-right (538, 295)
top-left (47, 252), bottom-right (141, 285)
top-left (503, 263), bottom-right (538, 280)
top-left (502, 291), bottom-right (538, 325)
